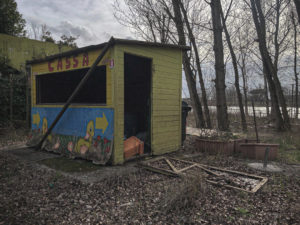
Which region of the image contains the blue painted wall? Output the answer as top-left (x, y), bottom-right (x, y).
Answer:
top-left (29, 107), bottom-right (114, 164)
top-left (31, 107), bottom-right (114, 140)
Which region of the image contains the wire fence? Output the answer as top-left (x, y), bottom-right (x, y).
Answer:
top-left (0, 73), bottom-right (30, 126)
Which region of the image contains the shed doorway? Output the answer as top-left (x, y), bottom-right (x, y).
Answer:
top-left (124, 53), bottom-right (152, 154)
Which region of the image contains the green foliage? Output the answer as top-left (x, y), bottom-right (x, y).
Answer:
top-left (40, 25), bottom-right (78, 47)
top-left (58, 35), bottom-right (78, 48)
top-left (0, 56), bottom-right (27, 125)
top-left (0, 0), bottom-right (26, 36)
top-left (41, 31), bottom-right (55, 43)
top-left (40, 24), bottom-right (55, 43)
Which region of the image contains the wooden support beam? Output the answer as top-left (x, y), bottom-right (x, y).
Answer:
top-left (139, 156), bottom-right (268, 193)
top-left (165, 158), bottom-right (178, 173)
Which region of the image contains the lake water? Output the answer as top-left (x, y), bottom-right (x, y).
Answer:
top-left (191, 106), bottom-right (300, 117)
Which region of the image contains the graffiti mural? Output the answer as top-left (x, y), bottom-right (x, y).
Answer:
top-left (27, 107), bottom-right (114, 165)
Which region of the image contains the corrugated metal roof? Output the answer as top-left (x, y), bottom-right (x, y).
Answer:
top-left (27, 38), bottom-right (190, 65)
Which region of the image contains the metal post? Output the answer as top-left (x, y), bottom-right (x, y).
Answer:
top-left (263, 147), bottom-right (270, 168)
top-left (25, 65), bottom-right (31, 129)
top-left (35, 37), bottom-right (115, 150)
top-left (9, 74), bottom-right (13, 123)
top-left (291, 84), bottom-right (294, 118)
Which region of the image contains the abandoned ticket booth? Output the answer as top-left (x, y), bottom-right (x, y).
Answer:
top-left (27, 38), bottom-right (189, 165)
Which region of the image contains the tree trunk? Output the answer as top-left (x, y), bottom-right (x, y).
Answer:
top-left (294, 0), bottom-right (300, 24)
top-left (210, 0), bottom-right (229, 131)
top-left (263, 69), bottom-right (270, 116)
top-left (171, 0), bottom-right (205, 128)
top-left (178, 0), bottom-right (211, 128)
top-left (250, 0), bottom-right (284, 131)
top-left (240, 53), bottom-right (249, 116)
top-left (292, 11), bottom-right (299, 119)
top-left (220, 5), bottom-right (247, 131)
top-left (272, 68), bottom-right (291, 128)
top-left (272, 0), bottom-right (290, 129)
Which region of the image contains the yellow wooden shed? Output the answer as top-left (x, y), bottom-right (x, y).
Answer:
top-left (27, 38), bottom-right (189, 165)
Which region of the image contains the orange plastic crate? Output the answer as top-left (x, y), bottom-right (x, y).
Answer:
top-left (124, 136), bottom-right (144, 159)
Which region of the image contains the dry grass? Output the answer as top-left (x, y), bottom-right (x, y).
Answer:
top-left (159, 173), bottom-right (207, 213)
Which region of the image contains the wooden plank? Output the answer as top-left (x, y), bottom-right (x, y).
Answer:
top-left (153, 100), bottom-right (180, 106)
top-left (152, 115), bottom-right (179, 122)
top-left (168, 157), bottom-right (268, 193)
top-left (198, 164), bottom-right (267, 180)
top-left (251, 177), bottom-right (268, 193)
top-left (152, 74), bottom-right (181, 81)
top-left (152, 111), bottom-right (180, 116)
top-left (118, 45), bottom-right (181, 60)
top-left (152, 145), bottom-right (180, 155)
top-left (169, 158), bottom-right (220, 177)
top-left (206, 180), bottom-right (254, 194)
top-left (153, 121), bottom-right (180, 129)
top-left (152, 132), bottom-right (180, 141)
top-left (153, 79), bottom-right (180, 87)
top-left (152, 126), bottom-right (180, 135)
top-left (140, 157), bottom-right (267, 193)
top-left (165, 158), bottom-right (178, 173)
top-left (152, 105), bottom-right (180, 111)
top-left (178, 164), bottom-right (197, 172)
top-left (152, 95), bottom-right (179, 101)
top-left (138, 159), bottom-right (179, 177)
top-left (170, 157), bottom-right (266, 180)
top-left (194, 164), bottom-right (220, 177)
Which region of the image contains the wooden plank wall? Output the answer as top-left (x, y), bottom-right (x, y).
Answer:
top-left (112, 44), bottom-right (182, 164)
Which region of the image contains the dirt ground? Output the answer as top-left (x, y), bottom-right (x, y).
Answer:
top-left (0, 131), bottom-right (300, 224)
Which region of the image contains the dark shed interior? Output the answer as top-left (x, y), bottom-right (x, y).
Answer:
top-left (124, 53), bottom-right (152, 152)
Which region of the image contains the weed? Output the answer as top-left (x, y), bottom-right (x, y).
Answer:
top-left (236, 207), bottom-right (249, 215)
top-left (159, 173), bottom-right (207, 213)
top-left (53, 171), bottom-right (62, 182)
top-left (228, 215), bottom-right (235, 222)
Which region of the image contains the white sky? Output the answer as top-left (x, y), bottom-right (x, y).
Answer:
top-left (16, 0), bottom-right (133, 47)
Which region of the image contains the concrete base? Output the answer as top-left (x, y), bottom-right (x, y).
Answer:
top-left (2, 146), bottom-right (138, 184)
top-left (248, 162), bottom-right (282, 172)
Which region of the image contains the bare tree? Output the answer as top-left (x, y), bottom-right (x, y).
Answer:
top-left (209, 0), bottom-right (229, 131)
top-left (170, 0), bottom-right (206, 128)
top-left (249, 0), bottom-right (286, 130)
top-left (236, 22), bottom-right (253, 117)
top-left (113, 0), bottom-right (174, 43)
top-left (220, 0), bottom-right (247, 131)
top-left (270, 0), bottom-right (291, 128)
top-left (291, 10), bottom-right (299, 118)
top-left (28, 22), bottom-right (41, 40)
top-left (178, 0), bottom-right (212, 128)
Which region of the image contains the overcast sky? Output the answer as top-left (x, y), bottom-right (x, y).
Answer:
top-left (14, 0), bottom-right (189, 97)
top-left (16, 0), bottom-right (133, 47)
